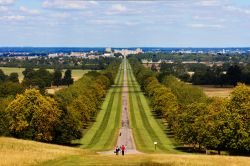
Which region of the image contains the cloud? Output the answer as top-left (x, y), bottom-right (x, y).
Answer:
top-left (106, 4), bottom-right (128, 15)
top-left (0, 0), bottom-right (15, 6)
top-left (42, 0), bottom-right (98, 10)
top-left (0, 6), bottom-right (8, 12)
top-left (20, 6), bottom-right (40, 15)
top-left (188, 23), bottom-right (223, 28)
top-left (224, 5), bottom-right (250, 15)
top-left (195, 0), bottom-right (222, 7)
top-left (0, 15), bottom-right (25, 21)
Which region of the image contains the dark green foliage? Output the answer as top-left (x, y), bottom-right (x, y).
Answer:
top-left (8, 72), bottom-right (19, 83)
top-left (52, 69), bottom-right (62, 87)
top-left (22, 68), bottom-right (53, 92)
top-left (0, 69), bottom-right (7, 83)
top-left (0, 82), bottom-right (25, 98)
top-left (62, 69), bottom-right (73, 86)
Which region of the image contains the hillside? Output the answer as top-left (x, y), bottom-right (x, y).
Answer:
top-left (1, 137), bottom-right (250, 166)
top-left (0, 137), bottom-right (88, 166)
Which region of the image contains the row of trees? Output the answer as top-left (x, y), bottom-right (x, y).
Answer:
top-left (129, 58), bottom-right (250, 154)
top-left (0, 59), bottom-right (122, 144)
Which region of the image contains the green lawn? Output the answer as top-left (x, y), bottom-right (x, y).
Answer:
top-left (127, 62), bottom-right (180, 153)
top-left (0, 67), bottom-right (90, 82)
top-left (76, 61), bottom-right (124, 151)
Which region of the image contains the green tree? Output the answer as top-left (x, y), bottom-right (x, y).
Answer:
top-left (0, 69), bottom-right (7, 83)
top-left (226, 83), bottom-right (250, 152)
top-left (63, 69), bottom-right (73, 86)
top-left (6, 89), bottom-right (61, 142)
top-left (8, 72), bottom-right (19, 83)
top-left (53, 69), bottom-right (62, 87)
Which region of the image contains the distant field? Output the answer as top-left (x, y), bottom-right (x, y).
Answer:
top-left (197, 85), bottom-right (234, 98)
top-left (0, 67), bottom-right (90, 82)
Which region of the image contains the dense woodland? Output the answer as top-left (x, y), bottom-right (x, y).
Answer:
top-left (0, 59), bottom-right (121, 144)
top-left (159, 63), bottom-right (250, 86)
top-left (130, 53), bottom-right (250, 86)
top-left (129, 58), bottom-right (250, 154)
top-left (0, 56), bottom-right (118, 70)
top-left (132, 52), bottom-right (250, 63)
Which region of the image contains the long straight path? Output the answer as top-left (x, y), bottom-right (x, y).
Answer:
top-left (116, 58), bottom-right (138, 153)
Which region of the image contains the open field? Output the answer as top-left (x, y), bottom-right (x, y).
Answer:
top-left (76, 62), bottom-right (124, 151)
top-left (0, 67), bottom-right (90, 82)
top-left (197, 85), bottom-right (234, 98)
top-left (127, 62), bottom-right (179, 153)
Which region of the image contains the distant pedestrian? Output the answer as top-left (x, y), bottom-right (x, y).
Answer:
top-left (114, 146), bottom-right (120, 155)
top-left (121, 145), bottom-right (126, 156)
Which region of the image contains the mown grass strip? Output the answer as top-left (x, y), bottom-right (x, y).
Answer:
top-left (86, 65), bottom-right (123, 149)
top-left (127, 62), bottom-right (179, 153)
top-left (79, 63), bottom-right (123, 149)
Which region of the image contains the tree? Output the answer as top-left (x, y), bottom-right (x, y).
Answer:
top-left (226, 84), bottom-right (250, 152)
top-left (6, 89), bottom-right (61, 142)
top-left (0, 69), bottom-right (7, 83)
top-left (226, 65), bottom-right (242, 86)
top-left (8, 72), bottom-right (19, 83)
top-left (53, 69), bottom-right (62, 87)
top-left (63, 69), bottom-right (73, 86)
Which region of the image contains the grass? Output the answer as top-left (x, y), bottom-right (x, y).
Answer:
top-left (76, 61), bottom-right (124, 151)
top-left (197, 85), bottom-right (233, 98)
top-left (40, 153), bottom-right (250, 166)
top-left (0, 67), bottom-right (90, 82)
top-left (1, 137), bottom-right (249, 166)
top-left (0, 137), bottom-right (89, 166)
top-left (127, 62), bottom-right (180, 153)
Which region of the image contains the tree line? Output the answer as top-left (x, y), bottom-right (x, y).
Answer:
top-left (0, 59), bottom-right (121, 144)
top-left (158, 62), bottom-right (250, 86)
top-left (0, 56), bottom-right (118, 70)
top-left (129, 58), bottom-right (250, 154)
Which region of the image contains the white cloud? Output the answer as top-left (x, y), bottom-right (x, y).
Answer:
top-left (189, 23), bottom-right (223, 28)
top-left (224, 5), bottom-right (250, 15)
top-left (111, 4), bottom-right (127, 12)
top-left (20, 6), bottom-right (40, 15)
top-left (195, 0), bottom-right (221, 7)
top-left (0, 6), bottom-right (8, 12)
top-left (0, 0), bottom-right (15, 6)
top-left (42, 0), bottom-right (98, 10)
top-left (0, 15), bottom-right (25, 21)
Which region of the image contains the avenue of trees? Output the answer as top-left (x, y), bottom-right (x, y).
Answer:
top-left (129, 58), bottom-right (250, 154)
top-left (0, 59), bottom-right (121, 144)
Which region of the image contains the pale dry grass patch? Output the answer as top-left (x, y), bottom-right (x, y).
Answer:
top-left (197, 85), bottom-right (233, 98)
top-left (0, 137), bottom-right (87, 166)
top-left (147, 154), bottom-right (250, 166)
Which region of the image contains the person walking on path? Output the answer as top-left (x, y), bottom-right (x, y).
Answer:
top-left (121, 145), bottom-right (126, 156)
top-left (114, 146), bottom-right (120, 155)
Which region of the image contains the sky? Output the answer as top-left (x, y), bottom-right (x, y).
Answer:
top-left (0, 0), bottom-right (250, 47)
